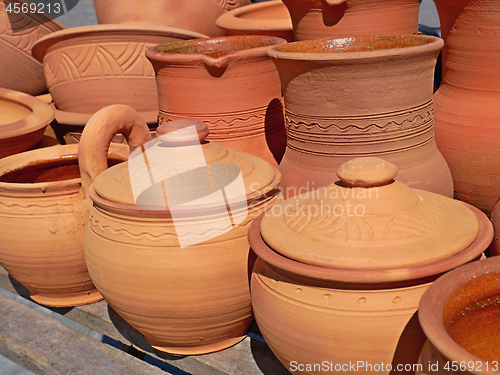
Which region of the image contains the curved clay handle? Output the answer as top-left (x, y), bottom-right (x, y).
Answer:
top-left (79, 104), bottom-right (152, 199)
top-left (324, 0), bottom-right (347, 5)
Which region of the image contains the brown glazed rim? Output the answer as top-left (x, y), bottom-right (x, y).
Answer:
top-left (267, 34), bottom-right (444, 61)
top-left (248, 202), bottom-right (493, 286)
top-left (418, 256), bottom-right (500, 374)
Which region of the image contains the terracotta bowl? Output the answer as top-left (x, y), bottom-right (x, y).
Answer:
top-left (0, 0), bottom-right (65, 95)
top-left (216, 0), bottom-right (294, 42)
top-left (31, 24), bottom-right (208, 114)
top-left (418, 256), bottom-right (500, 375)
top-left (248, 206), bottom-right (493, 374)
top-left (0, 88), bottom-right (54, 159)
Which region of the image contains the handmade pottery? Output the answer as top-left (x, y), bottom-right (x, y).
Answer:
top-left (0, 88), bottom-right (54, 159)
top-left (0, 140), bottom-right (132, 307)
top-left (281, 0), bottom-right (421, 41)
top-left (0, 0), bottom-right (64, 95)
top-left (249, 157), bottom-right (492, 375)
top-left (145, 35), bottom-right (288, 167)
top-left (488, 201), bottom-right (500, 257)
top-left (216, 0), bottom-right (294, 42)
top-left (83, 106), bottom-right (282, 355)
top-left (433, 0), bottom-right (500, 216)
top-left (269, 34), bottom-right (453, 198)
top-left (93, 0), bottom-right (250, 37)
top-left (30, 24), bottom-right (207, 114)
top-left (418, 256), bottom-right (500, 375)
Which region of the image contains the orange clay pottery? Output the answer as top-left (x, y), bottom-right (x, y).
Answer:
top-left (145, 35), bottom-right (288, 167)
top-left (433, 0), bottom-right (500, 216)
top-left (249, 157), bottom-right (493, 375)
top-left (30, 24), bottom-right (207, 114)
top-left (93, 0), bottom-right (250, 37)
top-left (216, 0), bottom-right (294, 42)
top-left (487, 201), bottom-right (500, 257)
top-left (0, 134), bottom-right (138, 307)
top-left (82, 106), bottom-right (282, 355)
top-left (270, 35), bottom-right (453, 199)
top-left (281, 0), bottom-right (421, 41)
top-left (0, 0), bottom-right (64, 96)
top-left (0, 88), bottom-right (54, 159)
top-left (418, 256), bottom-right (500, 375)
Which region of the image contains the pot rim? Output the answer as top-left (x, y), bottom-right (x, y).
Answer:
top-left (418, 256), bottom-right (500, 374)
top-left (31, 23), bottom-right (209, 62)
top-left (215, 0), bottom-right (292, 32)
top-left (248, 202), bottom-right (492, 286)
top-left (0, 88), bottom-right (54, 140)
top-left (267, 34), bottom-right (444, 61)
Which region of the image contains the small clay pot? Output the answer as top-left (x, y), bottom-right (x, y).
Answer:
top-left (145, 35), bottom-right (288, 167)
top-left (216, 0), bottom-right (294, 42)
top-left (93, 0), bottom-right (251, 37)
top-left (0, 88), bottom-right (54, 159)
top-left (418, 256), bottom-right (500, 374)
top-left (281, 0), bottom-right (421, 41)
top-left (31, 24), bottom-right (207, 114)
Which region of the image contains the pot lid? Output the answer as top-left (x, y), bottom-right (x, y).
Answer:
top-left (260, 157), bottom-right (479, 270)
top-left (92, 119), bottom-right (278, 210)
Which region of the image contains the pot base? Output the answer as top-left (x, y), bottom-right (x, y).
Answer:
top-left (29, 289), bottom-right (103, 308)
top-left (150, 334), bottom-right (248, 356)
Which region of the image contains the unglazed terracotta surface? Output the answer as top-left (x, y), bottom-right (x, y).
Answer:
top-left (281, 0), bottom-right (421, 41)
top-left (418, 256), bottom-right (500, 375)
top-left (93, 0), bottom-right (250, 37)
top-left (30, 24), bottom-right (207, 114)
top-left (0, 0), bottom-right (64, 95)
top-left (433, 0), bottom-right (500, 216)
top-left (0, 142), bottom-right (130, 307)
top-left (146, 35), bottom-right (288, 167)
top-left (0, 88), bottom-right (54, 159)
top-left (216, 0), bottom-right (294, 42)
top-left (83, 107), bottom-right (282, 355)
top-left (270, 35), bottom-right (453, 198)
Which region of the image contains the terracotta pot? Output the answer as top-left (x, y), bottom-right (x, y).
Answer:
top-left (93, 0), bottom-right (250, 37)
top-left (30, 24), bottom-right (207, 114)
top-left (82, 106), bottom-right (282, 354)
top-left (0, 0), bottom-right (65, 96)
top-left (0, 140), bottom-right (134, 307)
top-left (0, 88), bottom-right (54, 159)
top-left (281, 0), bottom-right (421, 41)
top-left (145, 35), bottom-right (288, 167)
top-left (418, 256), bottom-right (500, 374)
top-left (488, 201), bottom-right (500, 257)
top-left (249, 157), bottom-right (493, 375)
top-left (269, 35), bottom-right (453, 199)
top-left (216, 0), bottom-right (294, 42)
top-left (433, 0), bottom-right (500, 216)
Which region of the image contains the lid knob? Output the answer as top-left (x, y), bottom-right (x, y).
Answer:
top-left (337, 157), bottom-right (398, 187)
top-left (156, 119), bottom-right (209, 146)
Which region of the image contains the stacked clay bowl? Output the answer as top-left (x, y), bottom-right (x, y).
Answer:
top-left (248, 157), bottom-right (493, 374)
top-left (0, 88), bottom-right (54, 159)
top-left (419, 256), bottom-right (500, 375)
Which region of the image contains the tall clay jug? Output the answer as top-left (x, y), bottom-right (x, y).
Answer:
top-left (269, 35), bottom-right (453, 198)
top-left (433, 0), bottom-right (500, 215)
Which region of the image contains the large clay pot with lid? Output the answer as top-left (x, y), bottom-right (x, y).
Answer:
top-left (0, 109), bottom-right (146, 306)
top-left (281, 0), bottom-right (421, 41)
top-left (248, 157), bottom-right (492, 374)
top-left (433, 0), bottom-right (500, 216)
top-left (145, 35), bottom-right (287, 167)
top-left (418, 256), bottom-right (500, 374)
top-left (269, 34), bottom-right (453, 198)
top-left (82, 106), bottom-right (282, 354)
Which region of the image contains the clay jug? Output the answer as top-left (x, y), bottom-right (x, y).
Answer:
top-left (269, 35), bottom-right (453, 198)
top-left (145, 35), bottom-right (287, 167)
top-left (82, 106), bottom-right (282, 355)
top-left (281, 0), bottom-right (421, 41)
top-left (249, 157), bottom-right (492, 375)
top-left (0, 118), bottom-right (147, 306)
top-left (433, 0), bottom-right (500, 215)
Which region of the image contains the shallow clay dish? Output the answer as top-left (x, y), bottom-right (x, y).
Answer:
top-left (0, 88), bottom-right (54, 159)
top-left (31, 24), bottom-right (207, 114)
